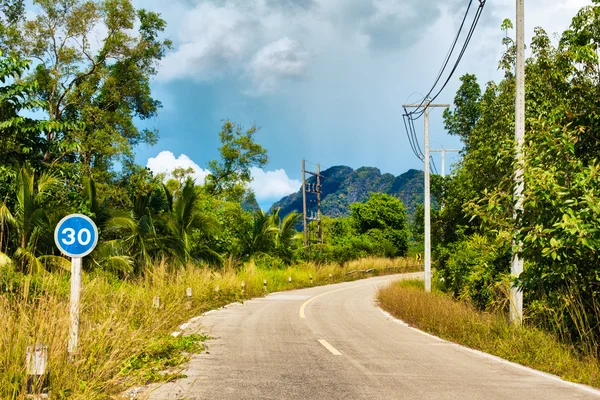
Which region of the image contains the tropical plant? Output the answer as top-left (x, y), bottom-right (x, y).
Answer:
top-left (0, 164), bottom-right (69, 273)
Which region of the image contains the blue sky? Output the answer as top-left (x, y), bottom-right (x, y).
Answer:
top-left (129, 0), bottom-right (590, 209)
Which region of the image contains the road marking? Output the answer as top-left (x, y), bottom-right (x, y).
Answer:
top-left (318, 339), bottom-right (342, 355)
top-left (299, 282), bottom-right (382, 318)
top-left (378, 307), bottom-right (600, 398)
top-left (299, 273), bottom-right (423, 319)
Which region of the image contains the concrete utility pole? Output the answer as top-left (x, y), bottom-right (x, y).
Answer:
top-left (302, 159), bottom-right (308, 247)
top-left (402, 102), bottom-right (449, 292)
top-left (431, 149), bottom-right (460, 178)
top-left (317, 164), bottom-right (322, 243)
top-left (302, 161), bottom-right (323, 246)
top-left (511, 0), bottom-right (525, 325)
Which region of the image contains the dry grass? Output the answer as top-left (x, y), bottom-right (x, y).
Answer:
top-left (377, 280), bottom-right (600, 388)
top-left (0, 257), bottom-right (420, 399)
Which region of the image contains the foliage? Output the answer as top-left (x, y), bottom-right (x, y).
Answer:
top-left (435, 2), bottom-right (600, 357)
top-left (378, 281), bottom-right (600, 388)
top-left (350, 192), bottom-right (409, 257)
top-left (205, 120), bottom-right (268, 201)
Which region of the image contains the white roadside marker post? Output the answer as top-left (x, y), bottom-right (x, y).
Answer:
top-left (26, 343), bottom-right (49, 399)
top-left (241, 281), bottom-right (246, 293)
top-left (152, 296), bottom-right (161, 309)
top-left (54, 214), bottom-right (98, 360)
top-left (186, 287), bottom-right (192, 298)
top-left (309, 274), bottom-right (313, 285)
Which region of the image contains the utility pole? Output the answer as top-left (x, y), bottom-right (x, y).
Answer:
top-left (317, 164), bottom-right (322, 244)
top-left (403, 102), bottom-right (449, 292)
top-left (302, 159), bottom-right (308, 247)
top-left (431, 149), bottom-right (460, 178)
top-left (511, 0), bottom-right (525, 325)
top-left (302, 161), bottom-right (323, 246)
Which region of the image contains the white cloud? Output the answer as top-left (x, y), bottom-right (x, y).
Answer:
top-left (247, 37), bottom-right (310, 94)
top-left (250, 167), bottom-right (301, 201)
top-left (146, 151), bottom-right (298, 201)
top-left (156, 2), bottom-right (258, 82)
top-left (146, 151), bottom-right (210, 184)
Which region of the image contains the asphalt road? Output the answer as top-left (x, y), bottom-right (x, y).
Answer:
top-left (144, 273), bottom-right (600, 400)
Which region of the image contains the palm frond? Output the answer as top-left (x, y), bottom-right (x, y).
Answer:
top-left (38, 255), bottom-right (71, 272)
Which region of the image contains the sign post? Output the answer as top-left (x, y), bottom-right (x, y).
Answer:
top-left (54, 214), bottom-right (98, 356)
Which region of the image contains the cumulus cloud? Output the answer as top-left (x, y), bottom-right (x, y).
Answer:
top-left (146, 151), bottom-right (210, 184)
top-left (157, 2), bottom-right (258, 82)
top-left (247, 37), bottom-right (310, 94)
top-left (250, 167), bottom-right (301, 201)
top-left (146, 152), bottom-right (299, 201)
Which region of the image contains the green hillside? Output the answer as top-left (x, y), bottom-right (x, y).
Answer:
top-left (270, 166), bottom-right (424, 219)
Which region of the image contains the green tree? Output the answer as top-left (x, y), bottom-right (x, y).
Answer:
top-left (350, 193), bottom-right (409, 256)
top-left (205, 120), bottom-right (268, 201)
top-left (164, 177), bottom-right (221, 267)
top-left (0, 164), bottom-right (69, 273)
top-left (1, 0), bottom-right (171, 179)
top-left (271, 208), bottom-right (302, 264)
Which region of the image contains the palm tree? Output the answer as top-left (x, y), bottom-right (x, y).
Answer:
top-left (103, 190), bottom-right (178, 275)
top-left (238, 210), bottom-right (277, 259)
top-left (164, 178), bottom-right (222, 267)
top-left (271, 209), bottom-right (302, 264)
top-left (0, 165), bottom-right (69, 273)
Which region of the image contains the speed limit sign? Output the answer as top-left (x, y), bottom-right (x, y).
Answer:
top-left (54, 213), bottom-right (98, 356)
top-left (54, 214), bottom-right (98, 258)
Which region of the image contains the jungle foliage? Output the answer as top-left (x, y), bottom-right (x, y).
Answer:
top-left (0, 0), bottom-right (410, 279)
top-left (434, 2), bottom-right (600, 355)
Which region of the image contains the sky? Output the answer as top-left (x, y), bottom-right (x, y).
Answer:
top-left (130, 0), bottom-right (591, 209)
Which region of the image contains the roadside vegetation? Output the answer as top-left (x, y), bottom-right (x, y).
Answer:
top-left (0, 1), bottom-right (418, 398)
top-left (401, 2), bottom-right (600, 387)
top-left (378, 280), bottom-right (600, 388)
top-left (1, 257), bottom-right (419, 399)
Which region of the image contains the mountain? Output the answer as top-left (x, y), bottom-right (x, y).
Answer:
top-left (269, 166), bottom-right (424, 219)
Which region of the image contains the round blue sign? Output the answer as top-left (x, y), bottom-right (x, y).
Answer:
top-left (54, 214), bottom-right (98, 258)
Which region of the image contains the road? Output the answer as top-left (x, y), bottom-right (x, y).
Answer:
top-left (144, 273), bottom-right (600, 400)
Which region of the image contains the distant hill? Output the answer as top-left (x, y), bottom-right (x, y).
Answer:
top-left (269, 166), bottom-right (424, 219)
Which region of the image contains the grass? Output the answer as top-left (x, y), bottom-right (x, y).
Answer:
top-left (0, 257), bottom-right (419, 399)
top-left (377, 279), bottom-right (600, 388)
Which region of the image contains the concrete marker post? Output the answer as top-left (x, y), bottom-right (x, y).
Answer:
top-left (186, 287), bottom-right (192, 298)
top-left (309, 274), bottom-right (313, 285)
top-left (263, 279), bottom-right (267, 292)
top-left (152, 296), bottom-right (161, 309)
top-left (241, 281), bottom-right (246, 293)
top-left (26, 343), bottom-right (49, 399)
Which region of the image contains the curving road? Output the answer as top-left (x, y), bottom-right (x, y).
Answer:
top-left (144, 273), bottom-right (600, 400)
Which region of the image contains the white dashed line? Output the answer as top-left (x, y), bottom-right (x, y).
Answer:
top-left (318, 339), bottom-right (342, 356)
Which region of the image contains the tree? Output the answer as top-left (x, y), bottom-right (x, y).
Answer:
top-left (350, 193), bottom-right (409, 256)
top-left (238, 210), bottom-right (276, 259)
top-left (164, 177), bottom-right (221, 267)
top-left (271, 208), bottom-right (302, 264)
top-left (205, 120), bottom-right (268, 201)
top-left (0, 164), bottom-right (69, 273)
top-left (0, 0), bottom-right (171, 179)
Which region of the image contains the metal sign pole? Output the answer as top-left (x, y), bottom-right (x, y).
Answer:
top-left (68, 257), bottom-right (82, 356)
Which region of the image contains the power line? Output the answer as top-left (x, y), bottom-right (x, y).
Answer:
top-left (405, 0), bottom-right (487, 122)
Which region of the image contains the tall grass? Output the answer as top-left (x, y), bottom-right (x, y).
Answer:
top-left (377, 280), bottom-right (600, 388)
top-left (0, 257), bottom-right (419, 399)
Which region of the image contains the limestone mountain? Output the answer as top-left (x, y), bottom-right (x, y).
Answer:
top-left (269, 166), bottom-right (424, 219)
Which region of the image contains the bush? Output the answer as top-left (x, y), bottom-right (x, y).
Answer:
top-left (435, 234), bottom-right (510, 310)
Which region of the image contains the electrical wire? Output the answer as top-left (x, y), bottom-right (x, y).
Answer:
top-left (402, 0), bottom-right (487, 163)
